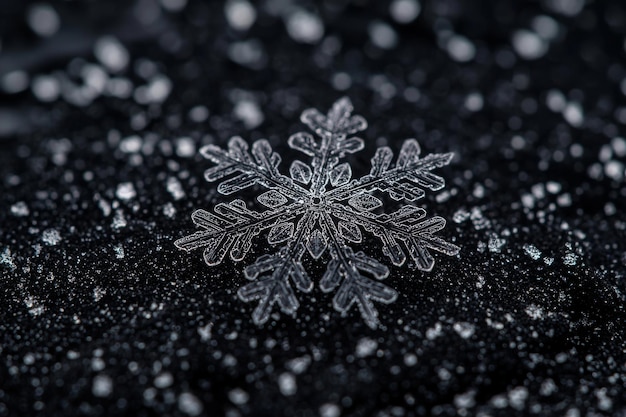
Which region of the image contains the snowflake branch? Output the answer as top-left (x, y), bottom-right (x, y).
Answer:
top-left (236, 212), bottom-right (315, 325)
top-left (174, 201), bottom-right (306, 264)
top-left (319, 212), bottom-right (397, 329)
top-left (201, 136), bottom-right (309, 200)
top-left (326, 139), bottom-right (454, 202)
top-left (332, 204), bottom-right (460, 271)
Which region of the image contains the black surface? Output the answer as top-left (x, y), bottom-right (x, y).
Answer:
top-left (1, 0), bottom-right (626, 416)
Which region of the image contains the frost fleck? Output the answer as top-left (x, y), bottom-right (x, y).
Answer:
top-left (356, 337), bottom-right (378, 358)
top-left (525, 304), bottom-right (544, 320)
top-left (286, 10), bottom-right (324, 44)
top-left (426, 322), bottom-right (443, 340)
top-left (228, 388), bottom-right (249, 405)
top-left (113, 244), bottom-right (125, 259)
top-left (453, 322), bottom-right (475, 339)
top-left (523, 244), bottom-right (542, 260)
top-left (319, 403), bottom-right (341, 417)
top-left (116, 182), bottom-right (136, 201)
top-left (10, 202), bottom-right (30, 217)
top-left (166, 177), bottom-right (185, 200)
top-left (178, 392), bottom-right (203, 416)
top-left (563, 252), bottom-right (577, 266)
top-left (278, 372), bottom-right (297, 396)
top-left (92, 375), bottom-right (113, 397)
top-left (390, 0), bottom-right (421, 24)
top-left (42, 229), bottom-right (62, 246)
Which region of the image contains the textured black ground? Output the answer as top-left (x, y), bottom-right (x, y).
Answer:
top-left (1, 1), bottom-right (626, 416)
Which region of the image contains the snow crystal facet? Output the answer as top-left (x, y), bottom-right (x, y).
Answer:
top-left (175, 97), bottom-right (459, 328)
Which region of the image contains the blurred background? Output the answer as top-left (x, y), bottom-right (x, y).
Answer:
top-left (1, 1), bottom-right (626, 416)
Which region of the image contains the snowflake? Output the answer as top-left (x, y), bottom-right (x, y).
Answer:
top-left (175, 97), bottom-right (459, 328)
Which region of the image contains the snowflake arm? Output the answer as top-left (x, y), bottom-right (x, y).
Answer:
top-left (237, 212), bottom-right (317, 324)
top-left (201, 136), bottom-right (309, 200)
top-left (327, 139), bottom-right (454, 202)
top-left (174, 201), bottom-right (305, 264)
top-left (332, 203), bottom-right (460, 271)
top-left (318, 211), bottom-right (397, 329)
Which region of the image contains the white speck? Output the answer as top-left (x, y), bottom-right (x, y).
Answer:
top-left (166, 177), bottom-right (185, 200)
top-left (611, 137), bottom-right (626, 157)
top-left (546, 89), bottom-right (566, 112)
top-left (452, 209), bottom-right (470, 223)
top-left (446, 35), bottom-right (476, 62)
top-left (465, 92), bottom-right (483, 111)
top-left (197, 323), bottom-right (212, 341)
top-left (508, 386), bottom-right (528, 409)
top-left (42, 229), bottom-right (61, 246)
top-left (488, 235), bottom-right (505, 253)
top-left (332, 72), bottom-right (352, 91)
top-left (476, 275), bottom-right (485, 289)
top-left (228, 40), bottom-right (266, 68)
top-left (546, 181), bottom-right (561, 194)
top-left (154, 372), bottom-right (173, 389)
top-left (27, 3), bottom-right (60, 37)
top-left (390, 0), bottom-right (421, 24)
top-left (32, 75), bottom-right (60, 102)
top-left (24, 295), bottom-right (45, 316)
top-left (512, 30), bottom-right (547, 60)
top-left (120, 135), bottom-right (142, 153)
top-left (523, 244), bottom-right (542, 260)
top-left (178, 392), bottom-right (203, 416)
top-left (92, 375), bottom-right (113, 397)
top-left (604, 160), bottom-right (624, 181)
top-left (319, 403), bottom-right (341, 417)
top-left (146, 75), bottom-right (172, 103)
top-left (111, 209), bottom-right (127, 230)
top-left (224, 0), bottom-right (256, 31)
top-left (525, 304), bottom-right (544, 319)
top-left (563, 102), bottom-right (584, 127)
top-left (116, 182), bottom-right (136, 201)
top-left (596, 388), bottom-right (613, 411)
top-left (189, 105), bottom-right (209, 122)
top-left (355, 337), bottom-right (378, 358)
top-left (403, 353), bottom-right (417, 366)
top-left (10, 202), bottom-right (30, 217)
top-left (2, 71), bottom-right (30, 94)
top-left (163, 202), bottom-right (177, 218)
top-left (1, 248), bottom-right (16, 270)
top-left (113, 244), bottom-right (125, 259)
top-left (286, 355), bottom-right (312, 374)
top-left (563, 252), bottom-right (577, 266)
top-left (278, 372), bottom-right (297, 396)
top-left (228, 388), bottom-right (249, 405)
top-left (532, 15), bottom-right (559, 40)
top-left (94, 36), bottom-right (129, 73)
top-left (453, 322), bottom-right (475, 339)
top-left (286, 10), bottom-right (324, 44)
top-left (93, 287), bottom-right (106, 302)
top-left (233, 99), bottom-right (264, 129)
top-left (454, 390), bottom-right (476, 408)
top-left (557, 193), bottom-right (572, 207)
top-left (368, 21), bottom-right (398, 50)
top-left (426, 322), bottom-right (443, 340)
top-left (175, 137), bottom-right (195, 158)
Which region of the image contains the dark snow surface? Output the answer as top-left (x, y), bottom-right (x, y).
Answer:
top-left (1, 1), bottom-right (626, 416)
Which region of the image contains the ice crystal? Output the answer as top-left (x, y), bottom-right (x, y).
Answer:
top-left (175, 97), bottom-right (459, 328)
